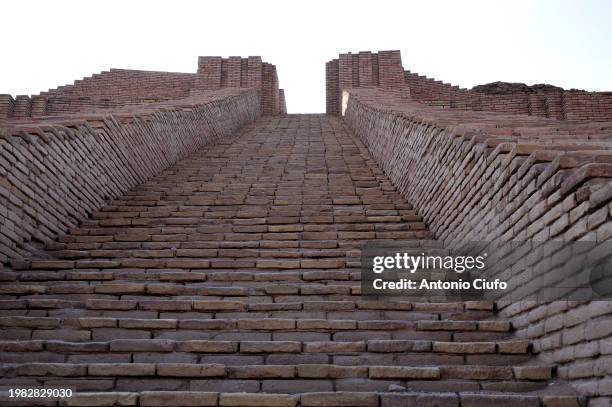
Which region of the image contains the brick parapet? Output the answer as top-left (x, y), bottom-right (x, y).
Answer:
top-left (0, 88), bottom-right (261, 263)
top-left (1, 56), bottom-right (285, 120)
top-left (195, 56), bottom-right (282, 115)
top-left (404, 70), bottom-right (612, 121)
top-left (327, 50), bottom-right (612, 121)
top-left (326, 50), bottom-right (408, 115)
top-left (342, 87), bottom-right (612, 399)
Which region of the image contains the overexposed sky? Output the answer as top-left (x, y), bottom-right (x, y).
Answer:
top-left (2, 0), bottom-right (611, 113)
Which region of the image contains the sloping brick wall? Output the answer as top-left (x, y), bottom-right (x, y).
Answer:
top-left (1, 56), bottom-right (285, 120)
top-left (343, 87), bottom-right (612, 402)
top-left (0, 89), bottom-right (260, 263)
top-left (327, 50), bottom-right (612, 122)
top-left (405, 71), bottom-right (612, 122)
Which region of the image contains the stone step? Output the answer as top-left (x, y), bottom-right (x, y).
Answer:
top-left (0, 390), bottom-right (584, 407)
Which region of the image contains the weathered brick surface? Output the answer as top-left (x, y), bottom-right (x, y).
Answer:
top-left (341, 64), bottom-right (612, 403)
top-left (0, 49), bottom-right (607, 405)
top-left (327, 50), bottom-right (612, 121)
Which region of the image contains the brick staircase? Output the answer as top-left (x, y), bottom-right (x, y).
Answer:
top-left (0, 114), bottom-right (582, 406)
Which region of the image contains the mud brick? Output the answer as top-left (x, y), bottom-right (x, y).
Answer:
top-left (478, 320), bottom-right (511, 332)
top-left (269, 224), bottom-right (304, 232)
top-left (79, 318), bottom-right (118, 328)
top-left (166, 259), bottom-right (211, 268)
top-left (0, 300), bottom-right (26, 310)
top-left (176, 340), bottom-right (238, 353)
top-left (433, 341), bottom-right (496, 353)
top-left (358, 301), bottom-right (412, 310)
top-left (304, 341), bottom-right (365, 353)
top-left (460, 394), bottom-right (540, 407)
top-left (300, 259), bottom-right (345, 268)
top-left (368, 340), bottom-right (431, 352)
top-left (301, 392), bottom-right (379, 406)
top-left (0, 316), bottom-right (60, 328)
top-left (67, 271), bottom-right (114, 280)
top-left (15, 363), bottom-right (87, 376)
top-left (140, 391), bottom-right (218, 406)
top-left (198, 286), bottom-right (248, 296)
top-left (33, 329), bottom-right (92, 341)
top-left (109, 339), bottom-right (175, 352)
top-left (237, 318), bottom-right (295, 330)
top-left (27, 299), bottom-right (78, 309)
top-left (300, 240), bottom-right (338, 248)
top-left (498, 340), bottom-right (530, 354)
top-left (240, 341), bottom-right (301, 353)
top-left (156, 363), bottom-right (226, 377)
top-left (88, 363), bottom-right (156, 376)
top-left (176, 248), bottom-right (218, 257)
top-left (465, 301), bottom-right (495, 311)
top-left (256, 260), bottom-right (301, 269)
top-left (0, 340), bottom-right (44, 351)
top-left (380, 393), bottom-right (459, 407)
top-left (46, 341), bottom-right (109, 352)
top-left (417, 321), bottom-right (477, 331)
top-left (265, 285), bottom-right (300, 295)
top-left (94, 283), bottom-right (146, 294)
top-left (512, 365), bottom-right (552, 380)
top-left (219, 393), bottom-right (298, 407)
top-left (193, 300), bottom-right (246, 311)
top-left (61, 392), bottom-right (138, 406)
top-left (118, 319), bottom-right (177, 329)
top-left (369, 366), bottom-right (440, 379)
top-left (303, 301), bottom-right (354, 311)
top-left (297, 320), bottom-right (356, 330)
top-left (145, 283), bottom-right (196, 295)
top-left (542, 396), bottom-right (582, 407)
top-left (228, 365), bottom-right (295, 378)
top-left (297, 364), bottom-right (368, 378)
top-left (138, 300), bottom-right (192, 311)
top-left (0, 284), bottom-right (46, 294)
top-left (302, 270), bottom-right (350, 280)
top-left (179, 319), bottom-right (236, 330)
top-left (248, 302), bottom-right (301, 311)
top-left (441, 365), bottom-right (513, 380)
top-left (30, 260), bottom-right (75, 269)
top-left (359, 320), bottom-right (411, 330)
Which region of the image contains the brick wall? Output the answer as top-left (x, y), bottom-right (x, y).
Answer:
top-left (405, 72), bottom-right (612, 121)
top-left (326, 51), bottom-right (409, 115)
top-left (1, 56), bottom-right (286, 120)
top-left (0, 88), bottom-right (260, 263)
top-left (279, 89), bottom-right (287, 114)
top-left (326, 50), bottom-right (612, 122)
top-left (342, 87), bottom-right (612, 403)
top-left (194, 56), bottom-right (283, 116)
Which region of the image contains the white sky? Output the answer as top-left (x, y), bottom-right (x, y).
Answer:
top-left (2, 0), bottom-right (611, 113)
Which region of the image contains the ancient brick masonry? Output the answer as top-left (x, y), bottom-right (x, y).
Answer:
top-left (337, 51), bottom-right (612, 405)
top-left (0, 89), bottom-right (260, 263)
top-left (327, 51), bottom-right (612, 121)
top-left (0, 56), bottom-right (286, 120)
top-left (0, 51), bottom-right (610, 406)
top-left (0, 114), bottom-right (583, 407)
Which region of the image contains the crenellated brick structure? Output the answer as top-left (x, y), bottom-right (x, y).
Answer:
top-left (338, 50), bottom-right (612, 405)
top-left (0, 56), bottom-right (286, 121)
top-left (0, 51), bottom-right (610, 406)
top-left (327, 51), bottom-right (612, 122)
top-left (326, 50), bottom-right (409, 116)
